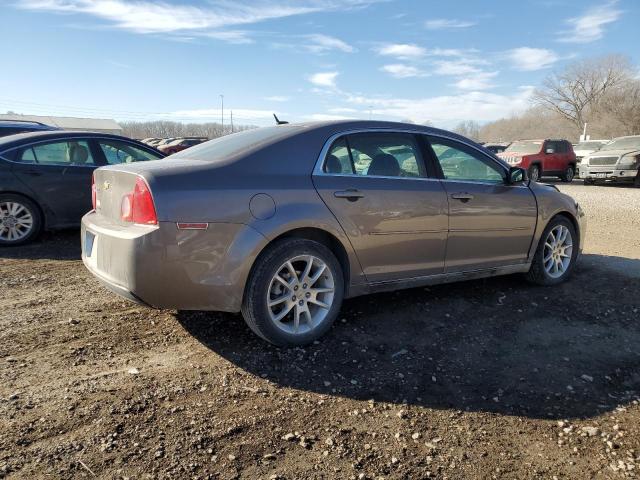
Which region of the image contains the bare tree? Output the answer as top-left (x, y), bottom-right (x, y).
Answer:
top-left (119, 121), bottom-right (255, 140)
top-left (533, 55), bottom-right (633, 132)
top-left (453, 120), bottom-right (480, 140)
top-left (599, 78), bottom-right (640, 136)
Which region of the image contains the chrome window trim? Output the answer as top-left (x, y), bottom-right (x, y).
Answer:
top-left (312, 128), bottom-right (527, 188)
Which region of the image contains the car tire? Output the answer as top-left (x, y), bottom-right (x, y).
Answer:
top-left (526, 216), bottom-right (578, 286)
top-left (0, 194), bottom-right (43, 246)
top-left (241, 238), bottom-right (344, 347)
top-left (560, 165), bottom-right (575, 182)
top-left (528, 164), bottom-right (540, 182)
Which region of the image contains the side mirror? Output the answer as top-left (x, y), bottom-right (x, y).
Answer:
top-left (545, 148), bottom-right (555, 154)
top-left (508, 166), bottom-right (528, 184)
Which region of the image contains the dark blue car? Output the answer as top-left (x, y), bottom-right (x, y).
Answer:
top-left (0, 131), bottom-right (165, 245)
top-left (0, 119), bottom-right (60, 138)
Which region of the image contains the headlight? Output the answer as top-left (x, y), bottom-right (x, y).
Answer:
top-left (618, 154), bottom-right (639, 169)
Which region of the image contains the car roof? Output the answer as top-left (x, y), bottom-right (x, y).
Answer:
top-left (0, 130), bottom-right (153, 151)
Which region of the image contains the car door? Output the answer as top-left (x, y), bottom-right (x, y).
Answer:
top-left (544, 140), bottom-right (560, 173)
top-left (425, 135), bottom-right (538, 273)
top-left (11, 139), bottom-right (98, 225)
top-left (312, 131), bottom-right (449, 283)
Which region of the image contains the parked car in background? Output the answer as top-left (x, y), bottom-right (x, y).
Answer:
top-left (0, 131), bottom-right (165, 245)
top-left (82, 121), bottom-right (584, 346)
top-left (574, 139), bottom-right (609, 176)
top-left (580, 135), bottom-right (640, 186)
top-left (155, 138), bottom-right (178, 148)
top-left (483, 143), bottom-right (510, 154)
top-left (140, 137), bottom-right (160, 145)
top-left (498, 139), bottom-right (577, 182)
top-left (0, 120), bottom-right (60, 138)
top-left (157, 137), bottom-right (208, 155)
top-left (145, 138), bottom-right (164, 146)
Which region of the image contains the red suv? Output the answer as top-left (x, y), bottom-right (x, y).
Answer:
top-left (497, 139), bottom-right (576, 182)
top-left (157, 137), bottom-right (208, 155)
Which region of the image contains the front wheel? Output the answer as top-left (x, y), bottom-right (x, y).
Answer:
top-left (526, 217), bottom-right (578, 286)
top-left (241, 238), bottom-right (344, 346)
top-left (0, 194), bottom-right (43, 246)
top-left (528, 164), bottom-right (540, 182)
top-left (560, 165), bottom-right (575, 182)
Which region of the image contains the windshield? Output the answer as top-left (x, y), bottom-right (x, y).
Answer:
top-left (576, 141), bottom-right (604, 150)
top-left (600, 137), bottom-right (640, 151)
top-left (172, 126), bottom-right (302, 161)
top-left (504, 141), bottom-right (542, 154)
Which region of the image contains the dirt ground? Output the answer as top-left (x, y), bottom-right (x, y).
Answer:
top-left (1, 181), bottom-right (639, 479)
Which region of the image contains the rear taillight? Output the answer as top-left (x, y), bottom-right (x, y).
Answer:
top-left (120, 177), bottom-right (157, 225)
top-left (91, 173), bottom-right (97, 210)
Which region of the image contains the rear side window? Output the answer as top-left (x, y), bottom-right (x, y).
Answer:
top-left (98, 139), bottom-right (161, 164)
top-left (19, 140), bottom-right (96, 166)
top-left (324, 132), bottom-right (426, 178)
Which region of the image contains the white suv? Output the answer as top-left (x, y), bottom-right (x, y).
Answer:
top-left (580, 136), bottom-right (640, 186)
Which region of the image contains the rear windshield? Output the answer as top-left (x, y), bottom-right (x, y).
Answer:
top-left (171, 126), bottom-right (302, 161)
top-left (504, 141), bottom-right (542, 154)
top-left (600, 137), bottom-right (640, 151)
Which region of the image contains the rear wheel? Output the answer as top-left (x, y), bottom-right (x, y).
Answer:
top-left (528, 164), bottom-right (541, 182)
top-left (560, 165), bottom-right (575, 182)
top-left (526, 216), bottom-right (577, 286)
top-left (241, 238), bottom-right (344, 346)
top-left (0, 194), bottom-right (42, 246)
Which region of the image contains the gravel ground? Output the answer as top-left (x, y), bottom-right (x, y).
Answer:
top-left (1, 180), bottom-right (639, 479)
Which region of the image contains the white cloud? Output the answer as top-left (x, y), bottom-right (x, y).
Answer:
top-left (264, 96), bottom-right (290, 102)
top-left (434, 60), bottom-right (481, 76)
top-left (507, 47), bottom-right (559, 71)
top-left (560, 1), bottom-right (621, 43)
top-left (306, 113), bottom-right (356, 121)
top-left (309, 71), bottom-right (339, 88)
top-left (303, 34), bottom-right (354, 53)
top-left (381, 64), bottom-right (427, 78)
top-left (16, 0), bottom-right (380, 41)
top-left (453, 71), bottom-right (499, 90)
top-left (376, 43), bottom-right (426, 59)
top-left (343, 87), bottom-right (535, 126)
top-left (425, 18), bottom-right (475, 30)
top-left (167, 108), bottom-right (276, 121)
top-left (328, 107), bottom-right (358, 113)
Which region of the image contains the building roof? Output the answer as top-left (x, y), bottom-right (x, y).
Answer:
top-left (0, 114), bottom-right (122, 133)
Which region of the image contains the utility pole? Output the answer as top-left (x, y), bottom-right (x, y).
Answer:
top-left (220, 94), bottom-right (224, 134)
top-left (230, 110), bottom-right (234, 133)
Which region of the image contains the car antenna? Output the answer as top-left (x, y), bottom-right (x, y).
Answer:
top-left (273, 114), bottom-right (289, 125)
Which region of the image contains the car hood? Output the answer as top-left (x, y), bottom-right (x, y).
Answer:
top-left (497, 151), bottom-right (530, 158)
top-left (589, 148), bottom-right (640, 158)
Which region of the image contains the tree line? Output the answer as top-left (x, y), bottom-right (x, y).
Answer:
top-left (120, 120), bottom-right (255, 140)
top-left (454, 54), bottom-right (640, 143)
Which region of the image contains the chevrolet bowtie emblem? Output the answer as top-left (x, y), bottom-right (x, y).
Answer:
top-left (102, 181), bottom-right (111, 191)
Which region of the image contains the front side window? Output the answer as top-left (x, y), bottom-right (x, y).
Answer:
top-left (99, 139), bottom-right (161, 165)
top-left (324, 132), bottom-right (426, 178)
top-left (428, 136), bottom-right (504, 183)
top-left (19, 140), bottom-right (95, 166)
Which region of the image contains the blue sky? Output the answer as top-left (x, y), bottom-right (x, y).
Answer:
top-left (0, 0), bottom-right (637, 127)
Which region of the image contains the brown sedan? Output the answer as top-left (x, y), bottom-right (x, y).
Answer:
top-left (81, 121), bottom-right (586, 346)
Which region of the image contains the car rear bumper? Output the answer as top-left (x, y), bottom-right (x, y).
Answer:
top-left (81, 211), bottom-right (267, 312)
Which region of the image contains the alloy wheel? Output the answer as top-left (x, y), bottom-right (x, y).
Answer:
top-left (0, 201), bottom-right (34, 243)
top-left (542, 224), bottom-right (573, 278)
top-left (267, 255), bottom-right (335, 335)
top-left (565, 167), bottom-right (574, 182)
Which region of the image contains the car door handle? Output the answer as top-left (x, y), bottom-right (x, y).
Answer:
top-left (334, 189), bottom-right (364, 201)
top-left (450, 192), bottom-right (474, 201)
